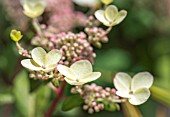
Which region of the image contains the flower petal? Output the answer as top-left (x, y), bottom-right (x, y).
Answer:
top-left (57, 65), bottom-right (76, 80)
top-left (95, 10), bottom-right (110, 26)
top-left (45, 49), bottom-right (62, 68)
top-left (21, 59), bottom-right (42, 71)
top-left (113, 72), bottom-right (131, 97)
top-left (31, 47), bottom-right (46, 67)
top-left (105, 5), bottom-right (118, 22)
top-left (81, 72), bottom-right (101, 83)
top-left (116, 91), bottom-right (130, 98)
top-left (64, 77), bottom-right (85, 85)
top-left (131, 72), bottom-right (153, 91)
top-left (70, 60), bottom-right (92, 78)
top-left (129, 88), bottom-right (150, 105)
top-left (114, 10), bottom-right (127, 25)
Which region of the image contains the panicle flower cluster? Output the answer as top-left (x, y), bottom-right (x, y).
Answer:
top-left (71, 83), bottom-right (125, 114)
top-left (85, 16), bottom-right (109, 48)
top-left (32, 32), bottom-right (96, 66)
top-left (44, 0), bottom-right (87, 33)
top-left (0, 0), bottom-right (30, 31)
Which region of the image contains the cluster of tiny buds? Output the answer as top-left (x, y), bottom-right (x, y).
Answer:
top-left (16, 42), bottom-right (31, 58)
top-left (71, 83), bottom-right (123, 114)
top-left (31, 31), bottom-right (96, 66)
top-left (29, 69), bottom-right (63, 80)
top-left (85, 16), bottom-right (109, 48)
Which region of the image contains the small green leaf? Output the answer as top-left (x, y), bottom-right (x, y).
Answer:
top-left (29, 78), bottom-right (51, 92)
top-left (51, 78), bottom-right (60, 88)
top-left (62, 95), bottom-right (84, 111)
top-left (0, 94), bottom-right (14, 105)
top-left (13, 70), bottom-right (35, 117)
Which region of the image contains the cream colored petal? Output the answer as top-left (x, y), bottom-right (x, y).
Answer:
top-left (21, 59), bottom-right (42, 71)
top-left (116, 91), bottom-right (130, 98)
top-left (129, 88), bottom-right (150, 105)
top-left (31, 47), bottom-right (46, 67)
top-left (57, 65), bottom-right (76, 80)
top-left (105, 5), bottom-right (118, 22)
top-left (113, 72), bottom-right (131, 95)
top-left (131, 72), bottom-right (153, 91)
top-left (81, 72), bottom-right (101, 83)
top-left (70, 60), bottom-right (92, 78)
top-left (64, 77), bottom-right (84, 85)
top-left (95, 10), bottom-right (110, 26)
top-left (45, 49), bottom-right (62, 68)
top-left (114, 10), bottom-right (127, 25)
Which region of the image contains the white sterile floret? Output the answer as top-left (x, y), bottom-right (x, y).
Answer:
top-left (73, 0), bottom-right (99, 7)
top-left (23, 0), bottom-right (46, 18)
top-left (21, 47), bottom-right (62, 72)
top-left (95, 5), bottom-right (127, 27)
top-left (113, 72), bottom-right (154, 105)
top-left (57, 60), bottom-right (101, 85)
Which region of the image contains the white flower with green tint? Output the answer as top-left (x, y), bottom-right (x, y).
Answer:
top-left (57, 60), bottom-right (101, 85)
top-left (21, 47), bottom-right (62, 72)
top-left (23, 1), bottom-right (46, 18)
top-left (113, 72), bottom-right (153, 105)
top-left (95, 5), bottom-right (127, 27)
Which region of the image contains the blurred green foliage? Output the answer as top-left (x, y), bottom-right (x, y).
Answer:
top-left (0, 0), bottom-right (170, 117)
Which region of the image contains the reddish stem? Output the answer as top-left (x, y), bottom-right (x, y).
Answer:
top-left (44, 81), bottom-right (66, 117)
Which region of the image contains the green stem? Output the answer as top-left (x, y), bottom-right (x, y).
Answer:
top-left (32, 18), bottom-right (42, 36)
top-left (150, 86), bottom-right (170, 106)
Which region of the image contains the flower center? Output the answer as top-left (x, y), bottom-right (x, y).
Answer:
top-left (129, 91), bottom-right (133, 95)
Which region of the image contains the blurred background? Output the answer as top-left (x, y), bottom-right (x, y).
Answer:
top-left (0, 0), bottom-right (170, 117)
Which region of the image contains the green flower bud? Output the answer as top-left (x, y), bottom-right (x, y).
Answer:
top-left (10, 30), bottom-right (23, 42)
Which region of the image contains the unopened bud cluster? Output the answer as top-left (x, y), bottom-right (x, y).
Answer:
top-left (85, 16), bottom-right (109, 48)
top-left (16, 43), bottom-right (31, 58)
top-left (32, 31), bottom-right (96, 66)
top-left (71, 83), bottom-right (124, 114)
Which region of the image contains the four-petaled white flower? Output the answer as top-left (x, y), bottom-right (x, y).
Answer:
top-left (57, 60), bottom-right (101, 85)
top-left (21, 47), bottom-right (62, 72)
top-left (113, 72), bottom-right (153, 105)
top-left (23, 1), bottom-right (46, 18)
top-left (95, 5), bottom-right (127, 27)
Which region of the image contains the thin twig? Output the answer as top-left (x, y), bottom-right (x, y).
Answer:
top-left (44, 81), bottom-right (66, 117)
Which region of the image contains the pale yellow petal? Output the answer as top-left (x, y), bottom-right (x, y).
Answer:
top-left (23, 2), bottom-right (45, 18)
top-left (114, 10), bottom-right (127, 25)
top-left (21, 59), bottom-right (42, 71)
top-left (95, 10), bottom-right (110, 26)
top-left (64, 77), bottom-right (84, 85)
top-left (70, 60), bottom-right (92, 78)
top-left (105, 5), bottom-right (118, 22)
top-left (101, 0), bottom-right (113, 5)
top-left (45, 49), bottom-right (62, 68)
top-left (116, 91), bottom-right (130, 98)
top-left (81, 72), bottom-right (101, 83)
top-left (31, 47), bottom-right (46, 67)
top-left (113, 72), bottom-right (131, 96)
top-left (131, 72), bottom-right (153, 91)
top-left (57, 65), bottom-right (76, 80)
top-left (129, 88), bottom-right (150, 105)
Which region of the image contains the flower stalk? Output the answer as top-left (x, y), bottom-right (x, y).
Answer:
top-left (44, 81), bottom-right (66, 117)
